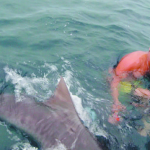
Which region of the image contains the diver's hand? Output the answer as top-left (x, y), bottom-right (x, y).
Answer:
top-left (108, 102), bottom-right (125, 124)
top-left (134, 88), bottom-right (150, 99)
top-left (108, 112), bottom-right (121, 124)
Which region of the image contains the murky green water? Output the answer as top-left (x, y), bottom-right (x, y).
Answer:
top-left (0, 0), bottom-right (150, 149)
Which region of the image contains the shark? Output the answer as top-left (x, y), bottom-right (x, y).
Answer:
top-left (0, 77), bottom-right (103, 150)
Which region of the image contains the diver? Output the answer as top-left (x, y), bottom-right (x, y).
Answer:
top-left (108, 48), bottom-right (150, 124)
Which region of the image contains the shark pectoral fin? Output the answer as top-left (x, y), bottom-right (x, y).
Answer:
top-left (45, 77), bottom-right (75, 110)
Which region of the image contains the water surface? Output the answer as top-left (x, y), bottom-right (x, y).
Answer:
top-left (0, 0), bottom-right (150, 149)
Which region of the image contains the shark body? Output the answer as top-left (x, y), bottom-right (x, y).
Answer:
top-left (0, 77), bottom-right (103, 150)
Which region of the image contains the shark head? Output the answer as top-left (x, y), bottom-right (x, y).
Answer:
top-left (0, 77), bottom-right (103, 150)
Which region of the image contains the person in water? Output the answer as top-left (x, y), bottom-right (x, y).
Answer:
top-left (109, 48), bottom-right (150, 124)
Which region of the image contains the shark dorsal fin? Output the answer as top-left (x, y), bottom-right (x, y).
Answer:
top-left (45, 77), bottom-right (75, 110)
top-left (54, 77), bottom-right (72, 103)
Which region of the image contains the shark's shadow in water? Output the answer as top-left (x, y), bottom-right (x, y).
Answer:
top-left (0, 77), bottom-right (105, 150)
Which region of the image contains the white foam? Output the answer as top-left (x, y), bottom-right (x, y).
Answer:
top-left (11, 142), bottom-right (38, 150)
top-left (11, 140), bottom-right (67, 150)
top-left (4, 66), bottom-right (50, 102)
top-left (43, 63), bottom-right (58, 72)
top-left (46, 140), bottom-right (67, 150)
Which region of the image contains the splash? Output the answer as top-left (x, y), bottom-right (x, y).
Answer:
top-left (12, 140), bottom-right (67, 150)
top-left (4, 66), bottom-right (50, 102)
top-left (11, 142), bottom-right (38, 150)
top-left (46, 140), bottom-right (67, 150)
top-left (63, 69), bottom-right (108, 138)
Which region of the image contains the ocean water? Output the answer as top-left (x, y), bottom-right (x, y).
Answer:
top-left (0, 0), bottom-right (150, 149)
